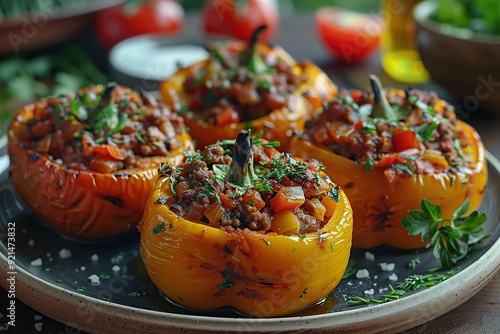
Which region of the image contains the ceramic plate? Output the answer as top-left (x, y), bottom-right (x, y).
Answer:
top-left (0, 140), bottom-right (499, 333)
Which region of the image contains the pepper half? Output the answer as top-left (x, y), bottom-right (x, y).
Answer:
top-left (8, 84), bottom-right (195, 239)
top-left (140, 131), bottom-right (352, 317)
top-left (289, 77), bottom-right (488, 249)
top-left (159, 26), bottom-right (337, 150)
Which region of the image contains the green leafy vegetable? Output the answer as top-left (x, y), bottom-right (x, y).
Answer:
top-left (401, 198), bottom-right (488, 269)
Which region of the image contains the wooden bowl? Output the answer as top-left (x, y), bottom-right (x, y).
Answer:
top-left (0, 0), bottom-right (124, 55)
top-left (414, 1), bottom-right (500, 113)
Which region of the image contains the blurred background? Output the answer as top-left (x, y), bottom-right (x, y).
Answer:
top-left (1, 0), bottom-right (499, 135)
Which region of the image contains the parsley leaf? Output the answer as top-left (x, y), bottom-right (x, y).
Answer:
top-left (401, 198), bottom-right (488, 269)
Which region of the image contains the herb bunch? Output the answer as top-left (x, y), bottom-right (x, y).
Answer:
top-left (402, 198), bottom-right (488, 269)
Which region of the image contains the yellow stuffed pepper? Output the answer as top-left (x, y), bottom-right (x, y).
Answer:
top-left (289, 75), bottom-right (487, 250)
top-left (140, 130), bottom-right (352, 317)
top-left (159, 25), bottom-right (337, 150)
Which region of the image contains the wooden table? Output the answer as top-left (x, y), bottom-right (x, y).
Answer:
top-left (1, 11), bottom-right (499, 334)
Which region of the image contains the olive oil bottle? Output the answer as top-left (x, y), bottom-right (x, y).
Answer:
top-left (381, 0), bottom-right (429, 84)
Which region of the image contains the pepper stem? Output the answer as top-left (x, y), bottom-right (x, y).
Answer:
top-left (369, 74), bottom-right (399, 122)
top-left (226, 130), bottom-right (257, 187)
top-left (239, 25), bottom-right (268, 74)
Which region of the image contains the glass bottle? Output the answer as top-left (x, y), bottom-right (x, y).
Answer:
top-left (381, 0), bottom-right (429, 84)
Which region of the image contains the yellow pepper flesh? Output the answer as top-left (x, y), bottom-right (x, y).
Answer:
top-left (289, 120), bottom-right (487, 250)
top-left (140, 176), bottom-right (353, 317)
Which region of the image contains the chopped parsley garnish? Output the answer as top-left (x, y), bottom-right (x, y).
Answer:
top-left (363, 157), bottom-right (374, 173)
top-left (152, 223), bottom-right (165, 235)
top-left (415, 121), bottom-right (438, 142)
top-left (218, 278), bottom-right (235, 290)
top-left (393, 163), bottom-right (414, 176)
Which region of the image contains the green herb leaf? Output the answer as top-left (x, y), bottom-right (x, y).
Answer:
top-left (218, 278), bottom-right (235, 290)
top-left (402, 198), bottom-right (488, 269)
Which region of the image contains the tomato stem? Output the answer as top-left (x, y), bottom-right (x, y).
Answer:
top-left (369, 74), bottom-right (399, 122)
top-left (226, 130), bottom-right (257, 187)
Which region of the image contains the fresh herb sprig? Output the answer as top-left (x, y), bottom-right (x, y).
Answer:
top-left (346, 267), bottom-right (461, 305)
top-left (401, 198), bottom-right (488, 269)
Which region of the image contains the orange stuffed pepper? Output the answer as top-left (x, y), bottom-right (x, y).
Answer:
top-left (289, 75), bottom-right (487, 250)
top-left (159, 26), bottom-right (337, 150)
top-left (140, 130), bottom-right (352, 317)
top-left (8, 83), bottom-right (195, 239)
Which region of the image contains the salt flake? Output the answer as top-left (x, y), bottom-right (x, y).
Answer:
top-left (356, 269), bottom-right (370, 279)
top-left (364, 251), bottom-right (375, 261)
top-left (364, 289), bottom-right (375, 295)
top-left (59, 248), bottom-right (72, 259)
top-left (30, 258), bottom-right (43, 267)
top-left (380, 262), bottom-right (396, 272)
top-left (388, 273), bottom-right (399, 282)
top-left (88, 274), bottom-right (100, 286)
top-left (34, 322), bottom-right (43, 332)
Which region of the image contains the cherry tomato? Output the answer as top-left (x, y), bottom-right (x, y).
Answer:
top-left (94, 0), bottom-right (184, 49)
top-left (392, 129), bottom-right (419, 152)
top-left (201, 0), bottom-right (279, 42)
top-left (315, 7), bottom-right (381, 63)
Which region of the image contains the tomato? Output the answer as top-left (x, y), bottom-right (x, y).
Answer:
top-left (315, 7), bottom-right (381, 63)
top-left (201, 0), bottom-right (279, 42)
top-left (392, 128), bottom-right (419, 152)
top-left (94, 0), bottom-right (184, 49)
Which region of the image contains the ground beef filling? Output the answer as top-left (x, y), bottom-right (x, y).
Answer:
top-left (16, 84), bottom-right (186, 173)
top-left (164, 144), bottom-right (334, 233)
top-left (182, 43), bottom-right (310, 125)
top-left (303, 88), bottom-right (475, 179)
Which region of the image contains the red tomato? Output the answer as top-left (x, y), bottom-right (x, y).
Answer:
top-left (201, 0), bottom-right (279, 42)
top-left (315, 7), bottom-right (381, 63)
top-left (94, 0), bottom-right (184, 49)
top-left (392, 129), bottom-right (419, 152)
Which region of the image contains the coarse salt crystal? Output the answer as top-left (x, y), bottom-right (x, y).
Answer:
top-left (365, 251), bottom-right (375, 261)
top-left (90, 254), bottom-right (99, 262)
top-left (34, 322), bottom-right (43, 332)
top-left (356, 269), bottom-right (370, 279)
top-left (28, 239), bottom-right (34, 247)
top-left (80, 266), bottom-right (86, 271)
top-left (364, 289), bottom-right (375, 295)
top-left (388, 273), bottom-right (399, 282)
top-left (34, 315), bottom-right (43, 321)
top-left (347, 281), bottom-right (354, 286)
top-left (380, 262), bottom-right (395, 272)
top-left (88, 274), bottom-right (100, 286)
top-left (111, 265), bottom-right (120, 273)
top-left (59, 249), bottom-right (72, 259)
top-left (30, 258), bottom-right (43, 267)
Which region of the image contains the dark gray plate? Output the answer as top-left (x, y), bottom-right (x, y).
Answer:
top-left (0, 139), bottom-right (499, 333)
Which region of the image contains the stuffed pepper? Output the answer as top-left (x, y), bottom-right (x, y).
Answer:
top-left (8, 83), bottom-right (195, 239)
top-left (159, 25), bottom-right (337, 150)
top-left (140, 130), bottom-right (352, 317)
top-left (289, 75), bottom-right (487, 250)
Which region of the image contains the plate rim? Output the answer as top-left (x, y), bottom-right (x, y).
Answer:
top-left (1, 152), bottom-right (499, 333)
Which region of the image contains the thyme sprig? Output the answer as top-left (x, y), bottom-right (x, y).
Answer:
top-left (346, 267), bottom-right (461, 305)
